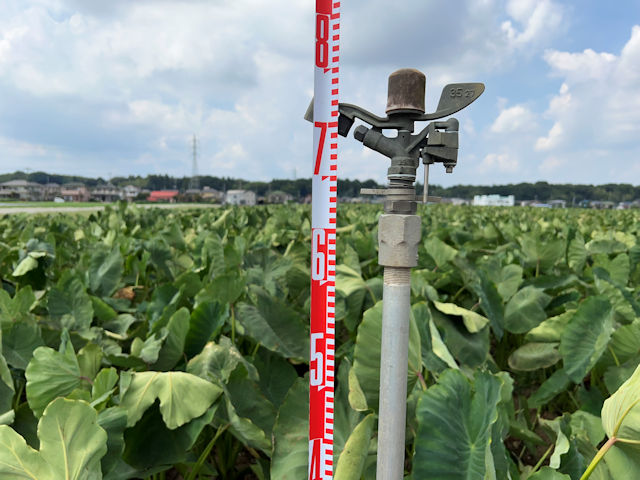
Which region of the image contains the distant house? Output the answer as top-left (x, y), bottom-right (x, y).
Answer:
top-left (60, 183), bottom-right (90, 202)
top-left (265, 191), bottom-right (293, 204)
top-left (473, 194), bottom-right (515, 207)
top-left (0, 180), bottom-right (45, 200)
top-left (225, 189), bottom-right (256, 206)
top-left (590, 201), bottom-right (615, 209)
top-left (441, 197), bottom-right (469, 206)
top-left (549, 199), bottom-right (567, 208)
top-left (201, 186), bottom-right (224, 202)
top-left (91, 184), bottom-right (123, 202)
top-left (123, 185), bottom-right (141, 201)
top-left (148, 190), bottom-right (179, 203)
top-left (44, 183), bottom-right (62, 201)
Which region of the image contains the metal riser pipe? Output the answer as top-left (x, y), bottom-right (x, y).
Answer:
top-left (376, 266), bottom-right (411, 480)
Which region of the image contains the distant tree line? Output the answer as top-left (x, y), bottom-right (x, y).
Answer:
top-left (1, 171), bottom-right (639, 203)
top-left (424, 182), bottom-right (640, 204)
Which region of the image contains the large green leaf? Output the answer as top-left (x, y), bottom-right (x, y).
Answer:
top-left (1, 318), bottom-right (43, 369)
top-left (0, 398), bottom-right (107, 480)
top-left (529, 369), bottom-right (571, 408)
top-left (12, 255), bottom-right (39, 277)
top-left (412, 302), bottom-right (450, 373)
top-left (183, 300), bottom-right (227, 358)
top-left (413, 370), bottom-right (502, 479)
top-left (606, 320), bottom-right (640, 366)
top-left (26, 345), bottom-right (88, 418)
top-left (91, 368), bottom-right (119, 410)
top-left (224, 394), bottom-right (271, 454)
top-left (187, 337), bottom-right (259, 384)
top-left (432, 307), bottom-right (490, 367)
top-left (504, 286), bottom-right (551, 334)
top-left (118, 371), bottom-right (222, 429)
top-left (602, 363), bottom-right (640, 442)
top-left (567, 234), bottom-right (587, 272)
top-left (560, 296), bottom-right (614, 383)
top-left (271, 378), bottom-right (309, 480)
top-left (430, 318), bottom-right (459, 369)
top-left (195, 272), bottom-right (246, 306)
top-left (601, 443), bottom-right (640, 480)
top-left (151, 307), bottom-right (190, 370)
top-left (433, 301), bottom-right (489, 333)
top-left (424, 237), bottom-right (458, 267)
top-left (352, 301), bottom-right (421, 412)
top-left (520, 235), bottom-right (565, 273)
top-left (334, 413), bottom-right (375, 480)
top-left (88, 247), bottom-right (124, 297)
top-left (47, 273), bottom-right (94, 331)
top-left (236, 286), bottom-right (309, 361)
top-left (475, 271), bottom-right (505, 339)
top-left (508, 342), bottom-right (562, 371)
top-left (335, 265), bottom-right (381, 332)
top-left (493, 264), bottom-right (523, 302)
top-left (223, 365), bottom-right (277, 453)
top-left (0, 286), bottom-right (36, 320)
top-left (252, 347), bottom-right (298, 408)
top-left (526, 311), bottom-right (573, 343)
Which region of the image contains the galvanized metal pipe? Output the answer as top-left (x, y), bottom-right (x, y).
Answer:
top-left (377, 266), bottom-right (411, 480)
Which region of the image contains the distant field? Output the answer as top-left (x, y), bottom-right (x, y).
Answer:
top-left (0, 202), bottom-right (220, 215)
top-left (0, 201), bottom-right (105, 208)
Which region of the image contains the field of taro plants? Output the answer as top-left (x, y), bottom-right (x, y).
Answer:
top-left (0, 202), bottom-right (640, 479)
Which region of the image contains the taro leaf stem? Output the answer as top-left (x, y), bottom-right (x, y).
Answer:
top-left (231, 305), bottom-right (236, 344)
top-left (530, 443), bottom-right (554, 477)
top-left (186, 423), bottom-right (230, 480)
top-left (580, 436), bottom-right (617, 480)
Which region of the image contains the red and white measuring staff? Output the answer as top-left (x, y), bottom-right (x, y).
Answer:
top-left (309, 0), bottom-right (339, 479)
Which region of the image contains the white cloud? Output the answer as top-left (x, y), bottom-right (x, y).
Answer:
top-left (544, 49), bottom-right (616, 82)
top-left (478, 153), bottom-right (520, 173)
top-left (491, 104), bottom-right (536, 133)
top-left (539, 26), bottom-right (640, 154)
top-left (502, 0), bottom-right (564, 46)
top-left (535, 122), bottom-right (563, 151)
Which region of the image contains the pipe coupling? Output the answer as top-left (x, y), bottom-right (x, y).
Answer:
top-left (378, 214), bottom-right (421, 267)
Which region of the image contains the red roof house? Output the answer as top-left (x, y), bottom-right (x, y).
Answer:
top-left (148, 190), bottom-right (179, 202)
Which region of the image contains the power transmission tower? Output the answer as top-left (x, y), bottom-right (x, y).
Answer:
top-left (189, 134), bottom-right (199, 191)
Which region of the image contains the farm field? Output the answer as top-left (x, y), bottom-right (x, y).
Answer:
top-left (0, 203), bottom-right (639, 479)
top-left (0, 202), bottom-right (220, 216)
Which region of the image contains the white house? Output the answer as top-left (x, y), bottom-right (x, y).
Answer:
top-left (225, 189), bottom-right (256, 206)
top-left (473, 194), bottom-right (515, 207)
top-left (123, 185), bottom-right (141, 201)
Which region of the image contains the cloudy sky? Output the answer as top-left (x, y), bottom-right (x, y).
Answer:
top-left (1, 0), bottom-right (639, 186)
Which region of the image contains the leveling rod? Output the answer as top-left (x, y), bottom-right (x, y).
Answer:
top-left (309, 0), bottom-right (340, 479)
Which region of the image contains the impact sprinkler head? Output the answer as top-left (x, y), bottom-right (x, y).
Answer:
top-left (303, 68), bottom-right (484, 210)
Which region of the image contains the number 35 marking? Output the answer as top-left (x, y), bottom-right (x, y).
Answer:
top-left (450, 88), bottom-right (475, 98)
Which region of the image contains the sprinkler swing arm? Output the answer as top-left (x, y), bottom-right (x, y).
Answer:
top-left (305, 78), bottom-right (483, 208)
